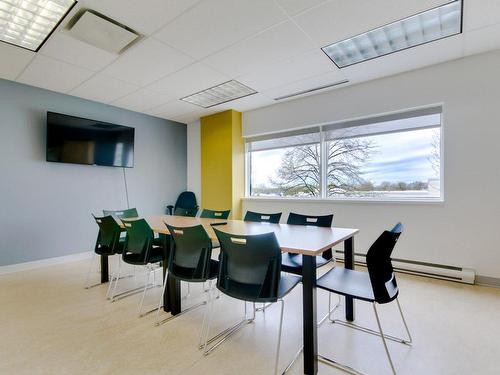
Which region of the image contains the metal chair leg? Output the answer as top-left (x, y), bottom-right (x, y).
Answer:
top-left (203, 299), bottom-right (256, 355)
top-left (84, 253), bottom-right (96, 289)
top-left (318, 292), bottom-right (341, 326)
top-left (396, 298), bottom-right (413, 344)
top-left (373, 303), bottom-right (397, 375)
top-left (138, 267), bottom-right (153, 316)
top-left (274, 299), bottom-right (285, 375)
top-left (155, 269), bottom-right (169, 326)
top-left (109, 257), bottom-right (121, 300)
top-left (199, 280), bottom-right (213, 347)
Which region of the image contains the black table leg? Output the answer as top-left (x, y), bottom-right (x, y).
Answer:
top-left (302, 255), bottom-right (318, 375)
top-left (344, 237), bottom-right (355, 322)
top-left (166, 275), bottom-right (181, 314)
top-left (100, 255), bottom-right (109, 283)
top-left (161, 234), bottom-right (182, 315)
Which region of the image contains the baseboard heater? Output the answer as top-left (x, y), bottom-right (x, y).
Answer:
top-left (334, 251), bottom-right (475, 284)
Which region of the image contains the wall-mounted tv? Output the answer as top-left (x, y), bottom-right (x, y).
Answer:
top-left (46, 112), bottom-right (135, 168)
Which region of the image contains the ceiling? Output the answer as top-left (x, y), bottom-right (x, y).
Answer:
top-left (1, 0), bottom-right (500, 124)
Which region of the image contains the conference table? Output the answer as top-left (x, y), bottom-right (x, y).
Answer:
top-left (100, 215), bottom-right (359, 375)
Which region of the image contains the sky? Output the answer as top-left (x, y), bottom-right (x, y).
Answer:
top-left (251, 127), bottom-right (440, 187)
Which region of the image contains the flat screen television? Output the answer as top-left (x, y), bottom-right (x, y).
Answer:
top-left (46, 112), bottom-right (135, 168)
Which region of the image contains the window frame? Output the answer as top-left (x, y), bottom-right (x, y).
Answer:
top-left (245, 104), bottom-right (444, 203)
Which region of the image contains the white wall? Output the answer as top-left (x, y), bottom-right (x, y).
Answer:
top-left (187, 120), bottom-right (201, 203)
top-left (0, 79), bottom-right (187, 266)
top-left (240, 49), bottom-right (500, 278)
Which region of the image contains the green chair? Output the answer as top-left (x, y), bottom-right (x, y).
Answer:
top-left (203, 229), bottom-right (301, 375)
top-left (200, 209), bottom-right (231, 219)
top-left (156, 224), bottom-right (218, 327)
top-left (103, 208), bottom-right (138, 219)
top-left (110, 218), bottom-right (164, 317)
top-left (86, 215), bottom-right (125, 290)
top-left (244, 210), bottom-right (282, 224)
top-left (174, 207), bottom-right (199, 217)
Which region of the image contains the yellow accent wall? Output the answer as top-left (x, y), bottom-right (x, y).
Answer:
top-left (200, 110), bottom-right (244, 219)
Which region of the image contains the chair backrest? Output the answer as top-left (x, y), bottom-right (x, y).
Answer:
top-left (200, 209), bottom-right (231, 220)
top-left (213, 228), bottom-right (282, 303)
top-left (174, 207), bottom-right (199, 217)
top-left (93, 215), bottom-right (122, 253)
top-left (103, 208), bottom-right (138, 219)
top-left (122, 218), bottom-right (154, 259)
top-left (244, 210), bottom-right (282, 224)
top-left (366, 223), bottom-right (403, 304)
top-left (166, 224), bottom-right (213, 282)
top-left (286, 212), bottom-right (333, 227)
top-left (175, 191), bottom-right (198, 210)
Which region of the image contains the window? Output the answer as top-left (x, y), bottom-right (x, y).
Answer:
top-left (247, 107), bottom-right (442, 201)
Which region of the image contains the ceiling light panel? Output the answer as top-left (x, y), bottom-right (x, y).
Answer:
top-left (0, 0), bottom-right (76, 51)
top-left (322, 0), bottom-right (462, 68)
top-left (181, 80), bottom-right (257, 108)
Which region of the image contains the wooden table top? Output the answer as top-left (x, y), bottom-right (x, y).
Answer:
top-left (142, 215), bottom-right (359, 256)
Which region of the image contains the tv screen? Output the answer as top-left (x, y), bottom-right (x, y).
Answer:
top-left (46, 112), bottom-right (134, 168)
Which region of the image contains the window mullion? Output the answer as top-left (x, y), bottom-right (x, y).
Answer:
top-left (320, 127), bottom-right (327, 199)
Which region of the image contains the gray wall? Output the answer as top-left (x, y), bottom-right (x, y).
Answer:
top-left (0, 79), bottom-right (187, 266)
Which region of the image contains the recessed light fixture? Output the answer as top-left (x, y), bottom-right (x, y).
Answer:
top-left (322, 0), bottom-right (463, 68)
top-left (0, 0), bottom-right (76, 52)
top-left (181, 80), bottom-right (257, 108)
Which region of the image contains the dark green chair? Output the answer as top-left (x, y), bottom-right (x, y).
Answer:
top-left (281, 212), bottom-right (334, 275)
top-left (200, 209), bottom-right (231, 220)
top-left (243, 210), bottom-right (282, 223)
top-left (156, 224), bottom-right (218, 326)
top-left (103, 208), bottom-right (138, 219)
top-left (174, 207), bottom-right (199, 217)
top-left (86, 215), bottom-right (125, 290)
top-left (111, 219), bottom-right (164, 317)
top-left (203, 229), bottom-right (301, 375)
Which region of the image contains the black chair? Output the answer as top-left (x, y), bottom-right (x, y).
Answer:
top-left (155, 224), bottom-right (218, 326)
top-left (281, 212), bottom-right (334, 275)
top-left (167, 191), bottom-right (198, 216)
top-left (110, 219), bottom-right (164, 317)
top-left (200, 208), bottom-right (231, 220)
top-left (243, 210), bottom-right (282, 223)
top-left (86, 215), bottom-right (125, 289)
top-left (203, 229), bottom-right (301, 375)
top-left (316, 223), bottom-right (412, 375)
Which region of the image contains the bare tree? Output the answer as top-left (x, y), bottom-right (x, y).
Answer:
top-left (271, 137), bottom-right (375, 196)
top-left (428, 129), bottom-right (440, 176)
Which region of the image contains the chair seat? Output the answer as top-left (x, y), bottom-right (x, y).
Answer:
top-left (123, 246), bottom-right (164, 265)
top-left (317, 267), bottom-right (375, 302)
top-left (95, 238), bottom-right (125, 256)
top-left (169, 260), bottom-right (219, 282)
top-left (219, 273), bottom-right (301, 303)
top-left (281, 253), bottom-right (331, 275)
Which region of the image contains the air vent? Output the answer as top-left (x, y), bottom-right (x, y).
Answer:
top-left (274, 80), bottom-right (349, 101)
top-left (68, 10), bottom-right (140, 54)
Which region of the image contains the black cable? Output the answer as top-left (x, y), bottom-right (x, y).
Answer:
top-left (123, 167), bottom-right (130, 209)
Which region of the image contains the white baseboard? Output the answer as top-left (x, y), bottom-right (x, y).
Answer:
top-left (0, 251), bottom-right (93, 275)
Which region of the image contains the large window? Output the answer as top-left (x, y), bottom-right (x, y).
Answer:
top-left (247, 107), bottom-right (442, 201)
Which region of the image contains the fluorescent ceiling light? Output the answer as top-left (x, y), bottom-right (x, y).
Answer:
top-left (181, 80), bottom-right (257, 108)
top-left (322, 0), bottom-right (462, 68)
top-left (0, 0), bottom-right (76, 52)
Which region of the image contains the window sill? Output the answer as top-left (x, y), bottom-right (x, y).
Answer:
top-left (242, 196), bottom-right (444, 205)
